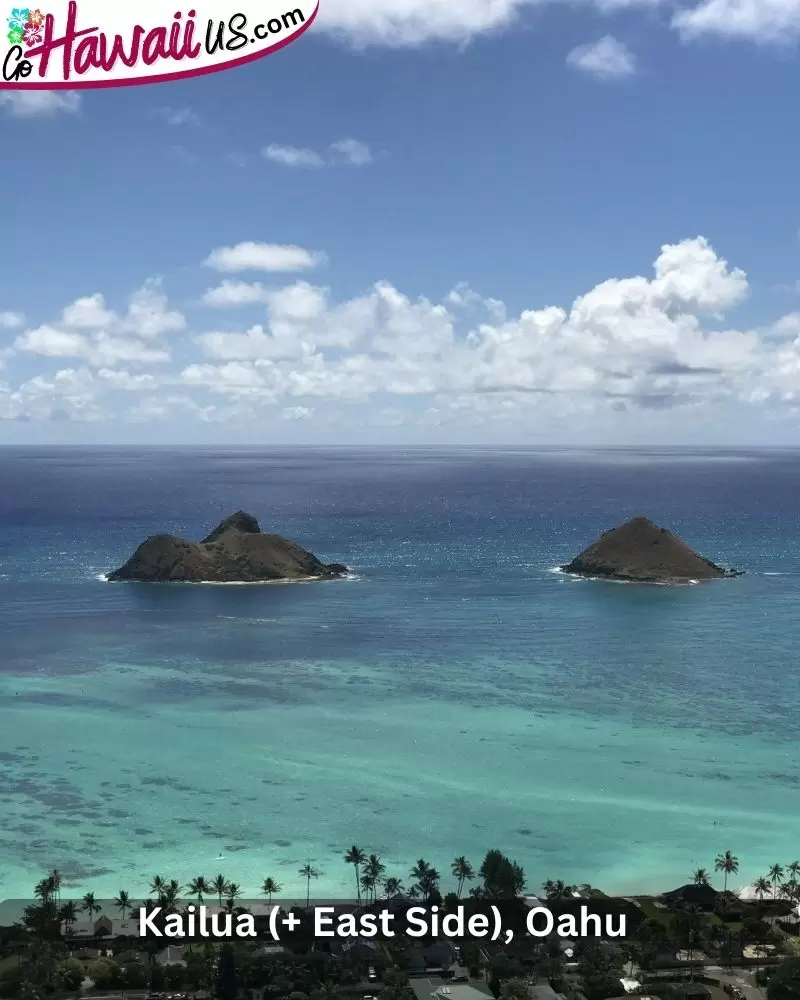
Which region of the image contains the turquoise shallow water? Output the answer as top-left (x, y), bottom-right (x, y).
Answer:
top-left (1, 447), bottom-right (799, 902)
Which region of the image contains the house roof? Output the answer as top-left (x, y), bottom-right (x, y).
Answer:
top-left (661, 883), bottom-right (719, 904)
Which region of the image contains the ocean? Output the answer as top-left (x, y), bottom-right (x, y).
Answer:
top-left (1, 446), bottom-right (798, 904)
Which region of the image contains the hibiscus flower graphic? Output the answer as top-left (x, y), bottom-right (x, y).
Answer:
top-left (7, 7), bottom-right (30, 30)
top-left (22, 20), bottom-right (40, 43)
top-left (7, 25), bottom-right (23, 43)
top-left (26, 7), bottom-right (44, 25)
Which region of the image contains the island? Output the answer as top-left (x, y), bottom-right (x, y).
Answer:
top-left (561, 515), bottom-right (742, 583)
top-left (107, 511), bottom-right (349, 583)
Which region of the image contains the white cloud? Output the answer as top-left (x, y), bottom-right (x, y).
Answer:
top-left (262, 144), bottom-right (326, 168)
top-left (61, 294), bottom-right (116, 329)
top-left (282, 405), bottom-right (315, 420)
top-left (202, 281), bottom-right (271, 307)
top-left (0, 311), bottom-right (24, 329)
top-left (262, 140), bottom-right (374, 168)
top-left (149, 106), bottom-right (200, 126)
top-left (122, 279), bottom-right (186, 338)
top-left (204, 242), bottom-right (327, 273)
top-left (671, 0), bottom-right (800, 41)
top-left (11, 281), bottom-right (181, 369)
top-left (15, 326), bottom-right (170, 367)
top-left (11, 235), bottom-right (800, 430)
top-left (329, 138), bottom-right (374, 166)
top-left (0, 90), bottom-right (80, 118)
top-left (317, 0), bottom-right (536, 45)
top-left (566, 36), bottom-right (637, 78)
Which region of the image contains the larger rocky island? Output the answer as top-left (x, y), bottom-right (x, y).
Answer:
top-left (108, 511), bottom-right (349, 583)
top-left (562, 516), bottom-right (742, 583)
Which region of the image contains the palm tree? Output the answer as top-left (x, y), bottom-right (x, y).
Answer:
top-left (114, 890), bottom-right (131, 919)
top-left (188, 877), bottom-right (209, 903)
top-left (60, 901), bottom-right (78, 936)
top-left (51, 870), bottom-right (62, 905)
top-left (150, 875), bottom-right (166, 897)
top-left (344, 846), bottom-right (366, 905)
top-left (360, 872), bottom-right (377, 904)
top-left (452, 857), bottom-right (475, 898)
top-left (82, 892), bottom-right (100, 920)
top-left (410, 858), bottom-right (432, 886)
top-left (212, 874), bottom-right (229, 907)
top-left (769, 864), bottom-right (785, 897)
top-left (262, 878), bottom-right (281, 902)
top-left (299, 864), bottom-right (321, 907)
top-left (406, 885), bottom-right (420, 899)
top-left (364, 854), bottom-right (386, 897)
top-left (692, 869), bottom-right (710, 886)
top-left (788, 861), bottom-right (800, 881)
top-left (714, 851), bottom-right (739, 893)
top-left (34, 879), bottom-right (54, 903)
top-left (384, 877), bottom-right (404, 898)
top-left (419, 868), bottom-right (441, 901)
top-left (753, 877), bottom-right (771, 901)
top-left (224, 884), bottom-right (242, 912)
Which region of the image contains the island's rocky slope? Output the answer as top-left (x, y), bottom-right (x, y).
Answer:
top-left (561, 516), bottom-right (740, 583)
top-left (108, 511), bottom-right (348, 583)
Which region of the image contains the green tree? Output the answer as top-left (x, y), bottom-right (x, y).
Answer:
top-left (299, 865), bottom-right (321, 907)
top-left (769, 864), bottom-right (785, 898)
top-left (384, 877), bottom-right (404, 898)
top-left (215, 944), bottom-right (238, 1000)
top-left (59, 901), bottom-right (78, 936)
top-left (452, 857), bottom-right (475, 898)
top-left (481, 851), bottom-right (525, 897)
top-left (212, 874), bottom-right (230, 907)
top-left (344, 846), bottom-right (367, 905)
top-left (87, 959), bottom-right (118, 989)
top-left (113, 890), bottom-right (131, 919)
top-left (61, 958), bottom-right (85, 992)
top-left (753, 877), bottom-right (771, 900)
top-left (188, 876), bottom-right (209, 902)
top-left (693, 869), bottom-right (710, 885)
top-left (714, 851), bottom-right (739, 893)
top-left (262, 877), bottom-right (281, 901)
top-left (768, 958), bottom-right (800, 1000)
top-left (81, 892), bottom-right (100, 920)
top-left (500, 980), bottom-right (531, 1000)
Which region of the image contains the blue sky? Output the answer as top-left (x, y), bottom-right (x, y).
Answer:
top-left (3, 0), bottom-right (800, 445)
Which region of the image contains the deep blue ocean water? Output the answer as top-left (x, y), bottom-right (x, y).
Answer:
top-left (1, 446), bottom-right (799, 903)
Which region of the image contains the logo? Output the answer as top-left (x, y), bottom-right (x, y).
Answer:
top-left (1, 0), bottom-right (317, 89)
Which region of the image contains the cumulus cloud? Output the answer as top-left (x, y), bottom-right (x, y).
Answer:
top-left (317, 0), bottom-right (536, 45)
top-left (262, 144), bottom-right (326, 168)
top-left (15, 326), bottom-right (170, 367)
top-left (671, 0), bottom-right (800, 41)
top-left (201, 281), bottom-right (271, 307)
top-left (329, 138), bottom-right (374, 166)
top-left (312, 0), bottom-right (791, 49)
top-left (204, 242), bottom-right (327, 273)
top-left (11, 280), bottom-right (182, 370)
top-left (262, 139), bottom-right (374, 169)
top-left (10, 235), bottom-right (800, 428)
top-left (0, 91), bottom-right (80, 118)
top-left (566, 36), bottom-right (637, 78)
top-left (0, 311), bottom-right (24, 328)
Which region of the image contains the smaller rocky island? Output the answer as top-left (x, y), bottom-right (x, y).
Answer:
top-left (108, 511), bottom-right (349, 583)
top-left (562, 516), bottom-right (742, 584)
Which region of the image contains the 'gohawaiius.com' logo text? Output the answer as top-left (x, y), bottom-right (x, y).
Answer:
top-left (1, 0), bottom-right (316, 89)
